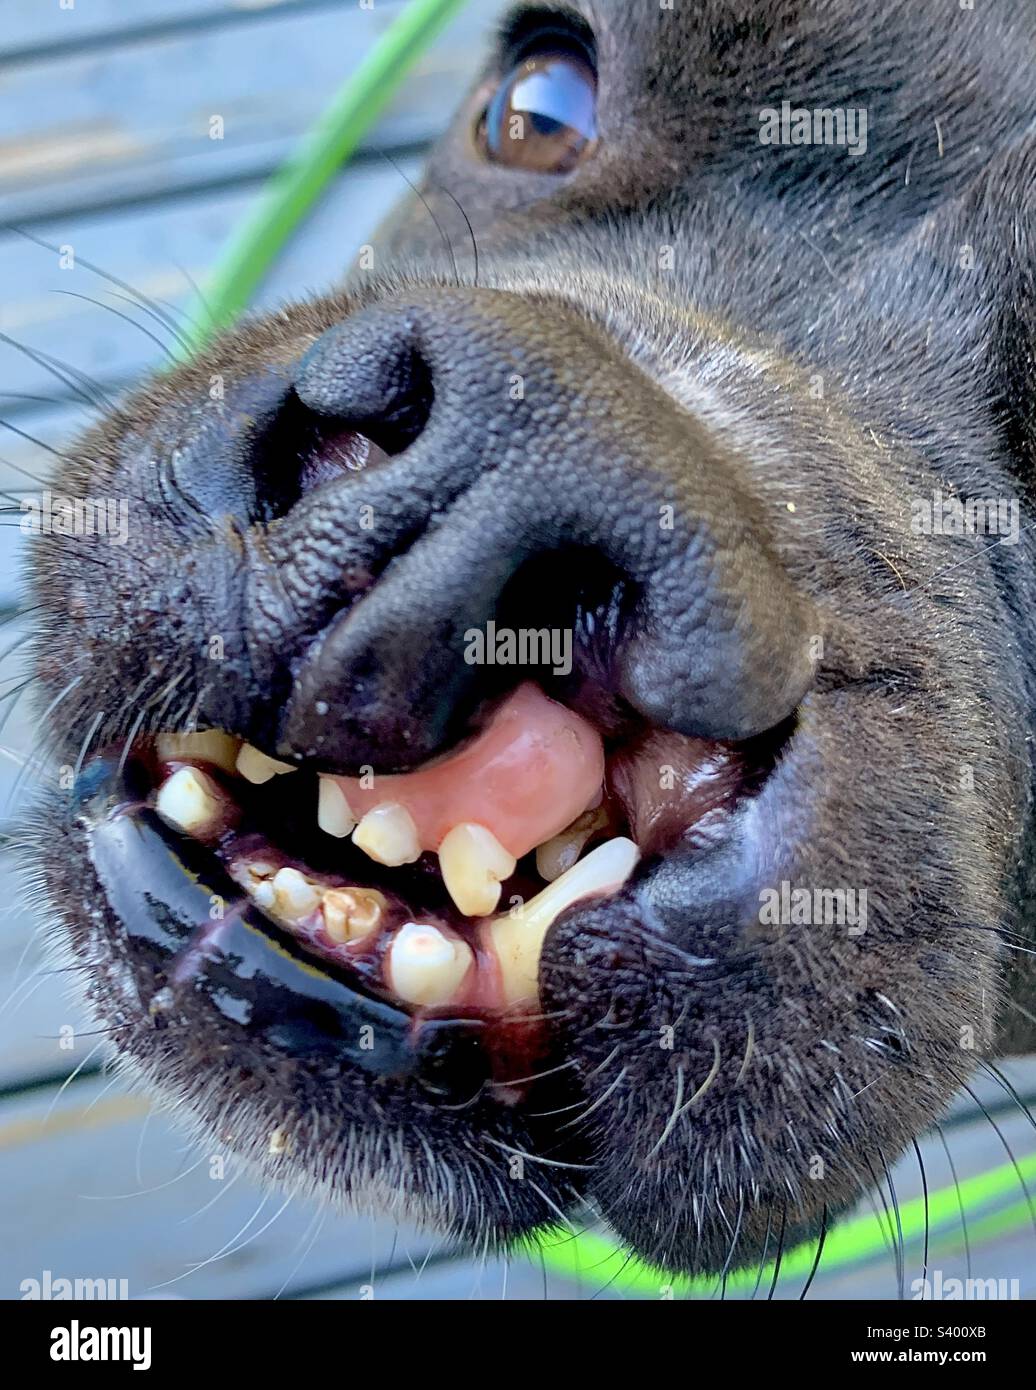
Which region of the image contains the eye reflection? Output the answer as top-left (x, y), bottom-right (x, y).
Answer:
top-left (479, 50), bottom-right (598, 174)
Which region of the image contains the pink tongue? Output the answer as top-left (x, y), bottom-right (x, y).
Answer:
top-left (330, 683), bottom-right (605, 859)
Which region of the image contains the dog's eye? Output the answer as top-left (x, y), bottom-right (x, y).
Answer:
top-left (477, 45), bottom-right (597, 174)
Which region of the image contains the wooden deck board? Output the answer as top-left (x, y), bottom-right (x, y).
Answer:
top-left (2, 1067), bottom-right (1034, 1299)
top-left (2, 2), bottom-right (350, 62)
top-left (0, 2), bottom-right (501, 223)
top-left (0, 155), bottom-right (425, 410)
top-left (0, 1074), bottom-right (445, 1300)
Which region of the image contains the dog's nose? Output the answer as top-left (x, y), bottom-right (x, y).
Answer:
top-left (248, 288), bottom-right (815, 767)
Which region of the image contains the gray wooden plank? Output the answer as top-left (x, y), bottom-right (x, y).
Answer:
top-left (0, 2), bottom-right (503, 223)
top-left (0, 607), bottom-right (92, 1089)
top-left (1, 1), bottom-right (352, 64)
top-left (0, 1073), bottom-right (440, 1299)
top-left (310, 1254), bottom-right (622, 1299)
top-left (0, 929), bottom-right (1033, 1298)
top-left (0, 153), bottom-right (423, 408)
top-left (300, 1095), bottom-right (1036, 1298)
top-left (0, 851), bottom-right (98, 1093)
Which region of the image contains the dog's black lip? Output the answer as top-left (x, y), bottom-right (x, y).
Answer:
top-left (73, 756), bottom-right (496, 1095)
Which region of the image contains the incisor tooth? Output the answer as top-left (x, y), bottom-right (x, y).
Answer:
top-left (388, 923), bottom-right (472, 1007)
top-left (155, 730), bottom-right (240, 775)
top-left (486, 837), bottom-right (640, 1006)
top-left (155, 766), bottom-right (224, 835)
top-left (438, 822), bottom-right (516, 918)
top-left (352, 803), bottom-right (421, 867)
top-left (535, 805), bottom-right (609, 882)
top-left (236, 743), bottom-right (297, 785)
top-left (317, 778), bottom-right (356, 838)
top-left (322, 887), bottom-right (386, 943)
top-left (271, 867), bottom-right (321, 921)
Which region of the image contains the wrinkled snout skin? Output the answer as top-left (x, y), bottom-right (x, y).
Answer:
top-left (28, 0), bottom-right (1036, 1273)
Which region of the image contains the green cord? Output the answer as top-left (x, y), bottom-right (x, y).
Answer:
top-left (532, 1149), bottom-right (1036, 1297)
top-left (175, 0), bottom-right (471, 358)
top-left (175, 0), bottom-right (1034, 1295)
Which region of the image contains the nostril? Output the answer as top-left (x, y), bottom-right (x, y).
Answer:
top-left (251, 393), bottom-right (397, 523)
top-left (296, 424), bottom-right (387, 496)
top-left (163, 317), bottom-right (436, 534)
top-left (247, 317), bottom-right (437, 523)
top-left (293, 307), bottom-right (436, 449)
top-left (240, 381), bottom-right (433, 528)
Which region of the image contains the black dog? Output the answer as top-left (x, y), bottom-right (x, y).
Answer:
top-left (27, 0), bottom-right (1036, 1276)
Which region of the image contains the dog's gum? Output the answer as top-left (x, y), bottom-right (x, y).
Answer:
top-left (328, 683), bottom-right (605, 861)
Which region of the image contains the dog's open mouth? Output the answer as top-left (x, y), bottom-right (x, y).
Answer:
top-left (77, 678), bottom-right (781, 1103)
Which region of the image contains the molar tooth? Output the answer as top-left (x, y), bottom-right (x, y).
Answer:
top-left (387, 923), bottom-right (472, 1008)
top-left (253, 881), bottom-right (276, 909)
top-left (352, 803), bottom-right (421, 867)
top-left (317, 778), bottom-right (356, 838)
top-left (155, 766), bottom-right (224, 836)
top-left (438, 823), bottom-right (517, 918)
top-left (236, 743), bottom-right (297, 785)
top-left (535, 806), bottom-right (609, 883)
top-left (241, 859), bottom-right (276, 886)
top-left (270, 867), bottom-right (321, 922)
top-left (486, 837), bottom-right (640, 1006)
top-left (155, 730), bottom-right (241, 775)
top-left (322, 887), bottom-right (386, 943)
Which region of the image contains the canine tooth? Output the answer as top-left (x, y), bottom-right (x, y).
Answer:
top-left (271, 867), bottom-right (321, 921)
top-left (352, 803), bottom-right (421, 867)
top-left (387, 923), bottom-right (472, 1007)
top-left (438, 823), bottom-right (517, 918)
top-left (155, 766), bottom-right (224, 835)
top-left (535, 806), bottom-right (608, 882)
top-left (322, 887), bottom-right (386, 943)
top-left (236, 743), bottom-right (297, 785)
top-left (317, 778), bottom-right (356, 838)
top-left (487, 837), bottom-right (640, 1006)
top-left (155, 730), bottom-right (240, 775)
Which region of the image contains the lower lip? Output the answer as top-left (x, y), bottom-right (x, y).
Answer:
top-left (73, 757), bottom-right (547, 1103)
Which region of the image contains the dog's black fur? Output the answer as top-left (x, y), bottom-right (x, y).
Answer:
top-left (26, 0), bottom-right (1036, 1275)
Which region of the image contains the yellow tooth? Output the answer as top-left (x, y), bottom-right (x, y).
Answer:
top-left (268, 1126), bottom-right (292, 1156)
top-left (387, 923), bottom-right (472, 1008)
top-left (271, 867), bottom-right (321, 921)
top-left (322, 887), bottom-right (386, 943)
top-left (253, 880), bottom-right (276, 910)
top-left (155, 766), bottom-right (224, 835)
top-left (240, 859), bottom-right (276, 889)
top-left (155, 730), bottom-right (241, 775)
top-left (535, 805), bottom-right (609, 882)
top-left (236, 743), bottom-right (297, 785)
top-left (486, 837), bottom-right (640, 1006)
top-left (317, 778), bottom-right (356, 838)
top-left (352, 803), bottom-right (421, 867)
top-left (438, 823), bottom-right (517, 918)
